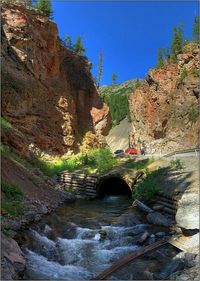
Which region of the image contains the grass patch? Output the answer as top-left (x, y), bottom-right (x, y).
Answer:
top-left (170, 159), bottom-right (185, 170)
top-left (35, 148), bottom-right (118, 176)
top-left (132, 168), bottom-right (166, 201)
top-left (1, 182), bottom-right (24, 217)
top-left (1, 144), bottom-right (33, 169)
top-left (1, 116), bottom-right (12, 129)
top-left (124, 158), bottom-right (155, 170)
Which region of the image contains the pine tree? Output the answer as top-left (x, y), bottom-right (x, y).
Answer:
top-left (97, 49), bottom-right (103, 88)
top-left (171, 25), bottom-right (183, 61)
top-left (163, 47), bottom-right (170, 60)
top-left (34, 0), bottom-right (53, 19)
top-left (135, 78), bottom-right (141, 89)
top-left (112, 73), bottom-right (118, 85)
top-left (73, 35), bottom-right (86, 55)
top-left (64, 34), bottom-right (73, 50)
top-left (157, 47), bottom-right (164, 68)
top-left (193, 16), bottom-right (199, 43)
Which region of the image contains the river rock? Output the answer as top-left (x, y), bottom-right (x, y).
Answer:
top-left (146, 234), bottom-right (156, 245)
top-left (154, 255), bottom-right (185, 279)
top-left (146, 211), bottom-right (171, 227)
top-left (155, 232), bottom-right (166, 238)
top-left (138, 231), bottom-right (149, 245)
top-left (60, 191), bottom-right (76, 202)
top-left (84, 219), bottom-right (101, 229)
top-left (1, 232), bottom-right (25, 280)
top-left (116, 212), bottom-right (141, 227)
top-left (184, 253), bottom-right (197, 268)
top-left (144, 270), bottom-right (154, 280)
top-left (62, 222), bottom-right (77, 239)
top-left (175, 252), bottom-right (197, 268)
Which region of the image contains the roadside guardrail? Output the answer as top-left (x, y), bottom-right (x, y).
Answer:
top-left (163, 147), bottom-right (200, 158)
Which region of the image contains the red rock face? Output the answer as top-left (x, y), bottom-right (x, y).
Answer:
top-left (1, 3), bottom-right (111, 156)
top-left (129, 44), bottom-right (199, 153)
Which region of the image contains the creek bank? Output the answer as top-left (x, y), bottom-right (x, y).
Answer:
top-left (1, 190), bottom-right (75, 280)
top-left (1, 157), bottom-right (76, 280)
top-left (13, 196), bottom-right (191, 280)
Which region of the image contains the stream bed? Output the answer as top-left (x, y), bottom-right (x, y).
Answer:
top-left (17, 195), bottom-right (179, 280)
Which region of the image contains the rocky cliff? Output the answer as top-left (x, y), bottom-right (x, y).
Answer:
top-left (129, 43), bottom-right (199, 153)
top-left (1, 2), bottom-right (111, 157)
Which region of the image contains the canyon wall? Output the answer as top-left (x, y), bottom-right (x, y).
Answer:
top-left (129, 43), bottom-right (199, 153)
top-left (1, 2), bottom-right (111, 156)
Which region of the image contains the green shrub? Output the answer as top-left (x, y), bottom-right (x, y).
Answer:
top-left (1, 116), bottom-right (12, 129)
top-left (179, 67), bottom-right (188, 82)
top-left (34, 0), bottom-right (53, 18)
top-left (170, 159), bottom-right (185, 170)
top-left (188, 105), bottom-right (199, 124)
top-left (35, 148), bottom-right (118, 176)
top-left (85, 148), bottom-right (118, 174)
top-left (190, 68), bottom-right (198, 77)
top-left (0, 144), bottom-right (10, 155)
top-left (132, 169), bottom-right (163, 201)
top-left (1, 183), bottom-right (24, 217)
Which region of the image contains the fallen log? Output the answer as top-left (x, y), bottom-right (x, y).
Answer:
top-left (132, 200), bottom-right (153, 213)
top-left (156, 196), bottom-right (177, 204)
top-left (92, 239), bottom-right (168, 280)
top-left (163, 207), bottom-right (176, 215)
top-left (157, 200), bottom-right (177, 210)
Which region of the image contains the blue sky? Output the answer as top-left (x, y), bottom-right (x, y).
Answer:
top-left (52, 1), bottom-right (199, 85)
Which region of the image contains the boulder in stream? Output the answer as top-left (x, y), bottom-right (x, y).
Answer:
top-left (146, 211), bottom-right (171, 227)
top-left (154, 254), bottom-right (185, 279)
top-left (116, 212), bottom-right (141, 227)
top-left (62, 222), bottom-right (77, 239)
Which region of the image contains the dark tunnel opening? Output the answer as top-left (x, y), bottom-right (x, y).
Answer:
top-left (97, 177), bottom-right (132, 198)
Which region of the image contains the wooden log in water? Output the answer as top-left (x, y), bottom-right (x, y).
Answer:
top-left (156, 196), bottom-right (178, 204)
top-left (84, 185), bottom-right (96, 189)
top-left (92, 239), bottom-right (169, 280)
top-left (132, 200), bottom-right (153, 213)
top-left (163, 207), bottom-right (176, 215)
top-left (85, 180), bottom-right (98, 184)
top-left (76, 188), bottom-right (97, 193)
top-left (157, 200), bottom-right (177, 210)
top-left (82, 190), bottom-right (97, 195)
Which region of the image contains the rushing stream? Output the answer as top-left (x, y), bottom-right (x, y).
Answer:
top-left (18, 196), bottom-right (178, 280)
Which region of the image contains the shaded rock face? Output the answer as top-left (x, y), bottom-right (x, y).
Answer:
top-left (129, 44), bottom-right (199, 153)
top-left (1, 3), bottom-right (111, 156)
top-left (1, 232), bottom-right (26, 280)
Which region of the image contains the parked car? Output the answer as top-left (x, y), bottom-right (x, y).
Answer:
top-left (125, 148), bottom-right (138, 155)
top-left (114, 149), bottom-right (124, 157)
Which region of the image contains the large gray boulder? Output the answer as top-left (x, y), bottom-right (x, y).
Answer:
top-left (176, 192), bottom-right (199, 230)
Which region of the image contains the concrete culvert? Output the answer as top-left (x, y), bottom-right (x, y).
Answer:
top-left (97, 177), bottom-right (132, 197)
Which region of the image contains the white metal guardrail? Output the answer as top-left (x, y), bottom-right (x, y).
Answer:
top-left (163, 147), bottom-right (200, 158)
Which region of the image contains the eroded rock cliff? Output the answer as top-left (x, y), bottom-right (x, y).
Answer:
top-left (1, 2), bottom-right (111, 156)
top-left (129, 43), bottom-right (199, 153)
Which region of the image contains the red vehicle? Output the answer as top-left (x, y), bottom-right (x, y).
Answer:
top-left (125, 148), bottom-right (138, 155)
